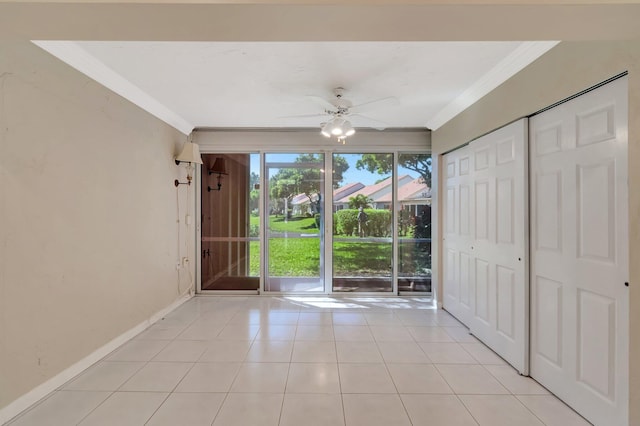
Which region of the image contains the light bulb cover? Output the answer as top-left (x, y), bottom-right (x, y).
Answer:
top-left (331, 117), bottom-right (346, 135)
top-left (343, 120), bottom-right (355, 136)
top-left (320, 122), bottom-right (332, 137)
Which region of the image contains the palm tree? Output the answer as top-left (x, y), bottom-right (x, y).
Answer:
top-left (348, 194), bottom-right (372, 209)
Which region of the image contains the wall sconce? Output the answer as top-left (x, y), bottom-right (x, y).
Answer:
top-left (207, 157), bottom-right (228, 192)
top-left (174, 142), bottom-right (203, 187)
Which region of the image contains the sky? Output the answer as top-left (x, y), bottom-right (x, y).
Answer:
top-left (251, 152), bottom-right (419, 187)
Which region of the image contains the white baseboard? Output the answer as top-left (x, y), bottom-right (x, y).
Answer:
top-left (0, 294), bottom-right (193, 425)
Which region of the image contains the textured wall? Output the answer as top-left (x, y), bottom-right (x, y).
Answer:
top-left (0, 42), bottom-right (195, 410)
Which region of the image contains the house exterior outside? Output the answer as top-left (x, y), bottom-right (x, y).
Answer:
top-left (290, 176), bottom-right (430, 215)
top-left (334, 175), bottom-right (415, 210)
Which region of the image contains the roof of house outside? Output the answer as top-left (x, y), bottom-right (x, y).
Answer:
top-left (289, 175), bottom-right (429, 207)
top-left (333, 182), bottom-right (365, 201)
top-left (291, 193), bottom-right (310, 205)
top-left (377, 177), bottom-right (431, 203)
top-left (334, 175), bottom-right (413, 204)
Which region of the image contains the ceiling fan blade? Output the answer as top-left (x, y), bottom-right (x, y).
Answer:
top-left (277, 113), bottom-right (328, 119)
top-left (305, 95), bottom-right (337, 111)
top-left (350, 113), bottom-right (390, 131)
top-left (349, 96), bottom-right (399, 114)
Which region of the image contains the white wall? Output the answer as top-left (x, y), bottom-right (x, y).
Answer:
top-left (432, 40), bottom-right (640, 425)
top-left (0, 42), bottom-right (195, 411)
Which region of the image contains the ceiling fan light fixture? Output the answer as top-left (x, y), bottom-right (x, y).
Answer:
top-left (343, 120), bottom-right (355, 136)
top-left (320, 122), bottom-right (332, 137)
top-left (330, 117), bottom-right (345, 135)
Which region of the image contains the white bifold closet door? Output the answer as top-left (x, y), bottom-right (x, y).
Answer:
top-left (529, 76), bottom-right (628, 426)
top-left (442, 145), bottom-right (473, 326)
top-left (443, 119), bottom-right (529, 374)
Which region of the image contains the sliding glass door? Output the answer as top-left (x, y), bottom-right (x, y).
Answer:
top-left (199, 149), bottom-right (432, 295)
top-left (332, 153), bottom-right (393, 292)
top-left (264, 153), bottom-right (325, 292)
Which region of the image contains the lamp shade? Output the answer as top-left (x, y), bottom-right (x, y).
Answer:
top-left (175, 143), bottom-right (203, 164)
top-left (211, 157), bottom-right (227, 175)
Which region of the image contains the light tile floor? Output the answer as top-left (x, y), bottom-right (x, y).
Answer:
top-left (6, 296), bottom-right (591, 426)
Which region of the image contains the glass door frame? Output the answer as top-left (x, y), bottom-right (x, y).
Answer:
top-left (194, 139), bottom-right (433, 298)
top-left (328, 152), bottom-right (398, 295)
top-left (262, 153), bottom-right (327, 294)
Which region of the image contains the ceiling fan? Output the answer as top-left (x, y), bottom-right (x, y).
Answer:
top-left (287, 87), bottom-right (398, 143)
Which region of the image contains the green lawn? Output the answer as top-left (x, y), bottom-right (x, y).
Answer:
top-left (268, 238), bottom-right (321, 276)
top-left (250, 241), bottom-right (260, 276)
top-left (248, 215), bottom-right (428, 277)
top-left (333, 242), bottom-right (392, 275)
top-left (268, 215), bottom-right (319, 233)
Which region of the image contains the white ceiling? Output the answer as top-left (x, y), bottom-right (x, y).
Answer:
top-left (35, 40), bottom-right (558, 134)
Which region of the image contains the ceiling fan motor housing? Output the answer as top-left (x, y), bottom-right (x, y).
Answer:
top-left (332, 87), bottom-right (352, 109)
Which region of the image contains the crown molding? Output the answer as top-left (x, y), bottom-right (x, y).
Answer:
top-left (426, 41), bottom-right (559, 130)
top-left (32, 40), bottom-right (193, 135)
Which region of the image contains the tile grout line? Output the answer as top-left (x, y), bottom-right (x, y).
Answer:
top-left (384, 312), bottom-right (416, 425)
top-left (72, 391), bottom-right (116, 426)
top-left (208, 392), bottom-right (230, 426)
top-left (275, 319), bottom-right (298, 426)
top-left (431, 362), bottom-right (482, 426)
top-left (141, 298), bottom-right (210, 425)
top-left (332, 320), bottom-right (349, 426)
